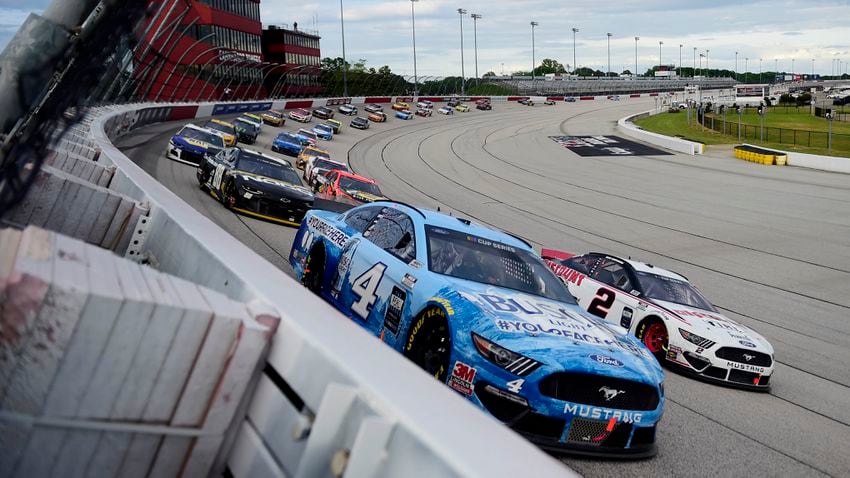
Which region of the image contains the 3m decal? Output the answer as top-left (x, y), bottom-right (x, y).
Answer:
top-left (587, 287), bottom-right (616, 319)
top-left (383, 286), bottom-right (406, 335)
top-left (449, 361), bottom-right (477, 396)
top-left (351, 263), bottom-right (386, 319)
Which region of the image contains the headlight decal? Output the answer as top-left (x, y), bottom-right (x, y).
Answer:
top-left (678, 328), bottom-right (716, 349)
top-left (472, 333), bottom-right (541, 376)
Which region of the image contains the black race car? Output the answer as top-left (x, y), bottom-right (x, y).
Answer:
top-left (313, 106), bottom-right (335, 120)
top-left (350, 116), bottom-right (370, 129)
top-left (197, 147), bottom-right (315, 226)
top-left (232, 117), bottom-right (259, 144)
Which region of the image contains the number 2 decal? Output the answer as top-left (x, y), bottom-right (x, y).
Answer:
top-left (587, 287), bottom-right (616, 319)
top-left (351, 263), bottom-right (386, 319)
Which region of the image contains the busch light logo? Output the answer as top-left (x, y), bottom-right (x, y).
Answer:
top-left (589, 354), bottom-right (624, 367)
top-left (739, 340), bottom-right (757, 348)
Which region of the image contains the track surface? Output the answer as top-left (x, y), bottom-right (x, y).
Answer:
top-left (116, 99), bottom-right (850, 477)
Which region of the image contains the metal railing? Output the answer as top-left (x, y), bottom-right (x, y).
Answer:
top-left (700, 111), bottom-right (850, 151)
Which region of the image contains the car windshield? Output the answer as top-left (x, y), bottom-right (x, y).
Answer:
top-left (179, 127), bottom-right (224, 147)
top-left (355, 117), bottom-right (367, 122)
top-left (636, 272), bottom-right (717, 311)
top-left (315, 158), bottom-right (348, 171)
top-left (265, 111), bottom-right (281, 118)
top-left (206, 122), bottom-right (234, 135)
top-left (426, 225), bottom-right (574, 302)
top-left (315, 125), bottom-right (332, 132)
top-left (277, 133), bottom-right (298, 143)
top-left (239, 116), bottom-right (259, 124)
top-left (300, 130), bottom-right (317, 139)
top-left (237, 152), bottom-right (300, 184)
top-left (233, 119), bottom-right (256, 132)
top-left (339, 176), bottom-right (382, 196)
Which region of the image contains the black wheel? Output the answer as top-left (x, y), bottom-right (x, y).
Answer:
top-left (197, 168), bottom-right (207, 190)
top-left (302, 246), bottom-right (325, 293)
top-left (404, 307), bottom-right (451, 382)
top-left (221, 179), bottom-right (237, 210)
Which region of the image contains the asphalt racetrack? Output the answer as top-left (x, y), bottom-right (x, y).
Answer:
top-left (116, 98), bottom-right (850, 477)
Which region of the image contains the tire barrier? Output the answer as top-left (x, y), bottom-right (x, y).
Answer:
top-left (734, 145), bottom-right (788, 165)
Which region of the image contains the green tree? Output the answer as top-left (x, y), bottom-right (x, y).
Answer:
top-left (377, 65), bottom-right (392, 76)
top-left (533, 58), bottom-right (567, 76)
top-left (321, 57), bottom-right (347, 71)
top-left (483, 71), bottom-right (496, 77)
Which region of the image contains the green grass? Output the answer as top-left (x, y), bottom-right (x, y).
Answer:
top-left (635, 108), bottom-right (850, 157)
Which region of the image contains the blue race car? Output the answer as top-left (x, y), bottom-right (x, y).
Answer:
top-left (166, 124), bottom-right (226, 166)
top-left (312, 123), bottom-right (334, 141)
top-left (290, 202), bottom-right (665, 457)
top-left (395, 110), bottom-right (414, 120)
top-left (271, 132), bottom-right (304, 157)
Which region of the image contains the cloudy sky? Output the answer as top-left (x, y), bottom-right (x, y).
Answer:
top-left (2, 0), bottom-right (849, 77)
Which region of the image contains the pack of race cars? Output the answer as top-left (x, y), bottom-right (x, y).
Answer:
top-left (166, 99), bottom-right (776, 459)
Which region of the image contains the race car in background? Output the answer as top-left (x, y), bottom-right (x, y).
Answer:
top-left (395, 110), bottom-right (414, 120)
top-left (295, 128), bottom-right (318, 146)
top-left (544, 99), bottom-right (556, 106)
top-left (289, 108), bottom-right (313, 123)
top-left (455, 103), bottom-right (470, 112)
top-left (326, 118), bottom-right (342, 134)
top-left (313, 170), bottom-right (388, 205)
top-left (368, 111), bottom-right (388, 123)
top-left (542, 250), bottom-right (775, 390)
top-left (304, 156), bottom-right (350, 186)
top-left (364, 104), bottom-right (384, 114)
top-left (232, 117), bottom-right (259, 144)
top-left (350, 116), bottom-right (370, 129)
top-left (437, 106), bottom-right (454, 115)
top-left (339, 104), bottom-right (358, 115)
top-left (166, 124), bottom-right (225, 166)
top-left (392, 101), bottom-right (410, 111)
top-left (290, 203), bottom-right (665, 457)
top-left (203, 119), bottom-right (237, 146)
top-left (416, 100), bottom-right (433, 109)
top-left (415, 108), bottom-right (432, 117)
top-left (271, 132), bottom-right (305, 157)
top-left (237, 114), bottom-right (263, 132)
top-left (313, 106), bottom-right (335, 120)
top-left (261, 110), bottom-right (285, 126)
top-left (312, 123), bottom-right (335, 141)
top-left (296, 145), bottom-right (331, 170)
top-left (197, 146), bottom-right (314, 226)
top-left (476, 100), bottom-right (492, 110)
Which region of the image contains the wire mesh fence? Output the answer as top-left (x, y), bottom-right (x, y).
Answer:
top-left (700, 112), bottom-right (850, 151)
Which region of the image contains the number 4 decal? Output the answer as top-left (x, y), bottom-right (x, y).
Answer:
top-left (587, 287), bottom-right (616, 319)
top-left (351, 263), bottom-right (387, 319)
top-left (506, 379), bottom-right (525, 393)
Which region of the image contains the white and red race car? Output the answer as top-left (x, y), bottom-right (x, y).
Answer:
top-left (542, 249), bottom-right (775, 391)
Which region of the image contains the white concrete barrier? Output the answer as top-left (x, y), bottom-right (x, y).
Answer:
top-left (618, 110), bottom-right (705, 155)
top-left (740, 144), bottom-right (850, 173)
top-left (83, 101), bottom-right (576, 478)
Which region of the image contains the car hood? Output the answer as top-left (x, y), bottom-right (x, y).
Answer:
top-left (172, 135), bottom-right (216, 152)
top-left (654, 300), bottom-right (773, 354)
top-left (344, 190), bottom-right (388, 203)
top-left (234, 173), bottom-right (314, 200)
top-left (439, 285), bottom-right (664, 384)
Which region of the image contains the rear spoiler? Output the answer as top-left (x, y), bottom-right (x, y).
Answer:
top-left (540, 248), bottom-right (575, 261)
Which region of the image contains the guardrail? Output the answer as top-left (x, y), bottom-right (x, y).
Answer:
top-left (87, 99), bottom-right (577, 477)
top-left (618, 109), bottom-right (705, 155)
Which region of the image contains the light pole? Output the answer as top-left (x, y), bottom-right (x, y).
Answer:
top-left (774, 58), bottom-right (778, 77)
top-left (607, 33), bottom-right (612, 77)
top-left (791, 58), bottom-right (795, 78)
top-left (410, 0), bottom-right (418, 95)
top-left (745, 57), bottom-right (748, 83)
top-left (693, 47), bottom-right (697, 77)
top-left (635, 36), bottom-right (640, 77)
top-left (679, 44), bottom-right (682, 76)
top-left (531, 21), bottom-right (538, 85)
top-left (471, 13), bottom-right (482, 84)
top-left (339, 0), bottom-right (348, 96)
top-left (811, 58), bottom-right (815, 79)
top-left (735, 51), bottom-right (738, 81)
top-left (458, 8), bottom-right (467, 95)
top-left (760, 58), bottom-right (763, 83)
top-left (705, 49), bottom-right (710, 76)
top-left (572, 28), bottom-right (579, 76)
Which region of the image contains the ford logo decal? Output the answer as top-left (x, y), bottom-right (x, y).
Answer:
top-left (589, 354), bottom-right (624, 367)
top-left (739, 340), bottom-right (757, 348)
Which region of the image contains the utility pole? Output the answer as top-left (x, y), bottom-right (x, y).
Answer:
top-left (635, 36), bottom-right (639, 77)
top-left (457, 8), bottom-right (466, 95)
top-left (572, 28), bottom-right (579, 76)
top-left (531, 21), bottom-right (538, 85)
top-left (410, 0), bottom-right (418, 95)
top-left (339, 0), bottom-right (348, 96)
top-left (607, 33), bottom-right (612, 77)
top-left (735, 51), bottom-right (738, 81)
top-left (679, 44), bottom-right (682, 77)
top-left (471, 13), bottom-right (481, 84)
top-left (693, 47), bottom-right (697, 78)
top-left (658, 41), bottom-right (663, 78)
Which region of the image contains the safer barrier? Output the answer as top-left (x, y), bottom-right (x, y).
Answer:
top-left (618, 110), bottom-right (705, 155)
top-left (733, 145), bottom-right (787, 165)
top-left (85, 99), bottom-right (576, 477)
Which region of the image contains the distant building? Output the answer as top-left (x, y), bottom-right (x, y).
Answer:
top-left (654, 65), bottom-right (678, 78)
top-left (136, 0), bottom-right (264, 101)
top-left (261, 24), bottom-right (322, 97)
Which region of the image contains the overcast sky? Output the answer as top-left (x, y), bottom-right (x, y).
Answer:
top-left (3, 1), bottom-right (849, 77)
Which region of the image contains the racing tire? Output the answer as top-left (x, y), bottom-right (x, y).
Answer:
top-left (302, 246), bottom-right (325, 294)
top-left (221, 179), bottom-right (237, 210)
top-left (636, 317), bottom-right (668, 359)
top-left (404, 307), bottom-right (451, 383)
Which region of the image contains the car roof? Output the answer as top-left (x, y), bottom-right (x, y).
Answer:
top-left (209, 119), bottom-right (233, 126)
top-left (586, 252), bottom-right (687, 281)
top-left (335, 170), bottom-right (376, 183)
top-left (367, 202), bottom-right (532, 251)
top-left (180, 124), bottom-right (223, 137)
top-left (298, 128), bottom-right (317, 134)
top-left (235, 147), bottom-right (292, 166)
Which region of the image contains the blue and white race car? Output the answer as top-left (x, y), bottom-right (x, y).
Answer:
top-left (166, 124), bottom-right (225, 166)
top-left (312, 123), bottom-right (334, 141)
top-left (290, 202), bottom-right (665, 457)
top-left (271, 132), bottom-right (305, 157)
top-left (395, 110), bottom-right (414, 120)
